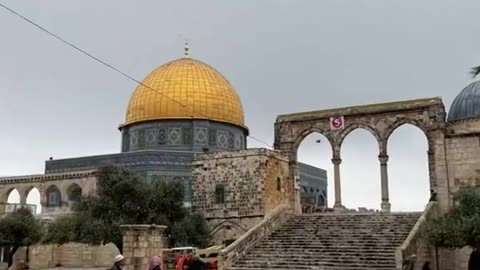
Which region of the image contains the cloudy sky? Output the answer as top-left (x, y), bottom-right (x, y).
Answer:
top-left (1, 0), bottom-right (479, 212)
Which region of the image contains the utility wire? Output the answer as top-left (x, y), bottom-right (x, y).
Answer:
top-left (0, 2), bottom-right (273, 148)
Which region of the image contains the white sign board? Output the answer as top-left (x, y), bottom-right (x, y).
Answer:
top-left (330, 116), bottom-right (345, 130)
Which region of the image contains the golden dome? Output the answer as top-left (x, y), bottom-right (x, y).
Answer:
top-left (123, 58), bottom-right (246, 130)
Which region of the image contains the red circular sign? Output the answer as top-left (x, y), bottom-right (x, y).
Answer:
top-left (331, 117), bottom-right (344, 129)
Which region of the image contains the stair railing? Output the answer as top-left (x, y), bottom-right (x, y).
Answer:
top-left (218, 204), bottom-right (292, 270)
top-left (395, 201), bottom-right (439, 270)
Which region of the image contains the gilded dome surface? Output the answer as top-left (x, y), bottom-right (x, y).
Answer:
top-left (124, 58), bottom-right (246, 129)
top-left (447, 80), bottom-right (480, 122)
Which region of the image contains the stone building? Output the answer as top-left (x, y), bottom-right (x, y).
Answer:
top-left (192, 148), bottom-right (292, 244)
top-left (0, 51), bottom-right (327, 217)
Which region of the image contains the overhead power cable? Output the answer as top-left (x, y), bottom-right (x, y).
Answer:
top-left (0, 2), bottom-right (273, 148)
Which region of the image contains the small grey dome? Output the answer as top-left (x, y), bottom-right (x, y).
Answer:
top-left (447, 80), bottom-right (480, 122)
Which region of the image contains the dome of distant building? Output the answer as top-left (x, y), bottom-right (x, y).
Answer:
top-left (447, 80), bottom-right (480, 122)
top-left (122, 57), bottom-right (246, 130)
top-left (119, 56), bottom-right (248, 153)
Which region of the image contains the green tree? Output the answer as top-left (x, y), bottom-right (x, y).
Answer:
top-left (0, 208), bottom-right (43, 267)
top-left (44, 166), bottom-right (210, 250)
top-left (423, 186), bottom-right (480, 269)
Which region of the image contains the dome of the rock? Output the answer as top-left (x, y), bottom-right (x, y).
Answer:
top-left (122, 58), bottom-right (246, 130)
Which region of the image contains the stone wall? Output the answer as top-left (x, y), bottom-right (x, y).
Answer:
top-left (263, 155), bottom-right (290, 212)
top-left (446, 119), bottom-right (480, 194)
top-left (443, 118), bottom-right (480, 269)
top-left (12, 243), bottom-right (119, 269)
top-left (192, 148), bottom-right (293, 245)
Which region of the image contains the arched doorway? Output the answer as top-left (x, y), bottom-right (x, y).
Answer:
top-left (25, 187), bottom-right (41, 214)
top-left (387, 124), bottom-right (430, 211)
top-left (297, 132), bottom-right (332, 209)
top-left (340, 128), bottom-right (381, 210)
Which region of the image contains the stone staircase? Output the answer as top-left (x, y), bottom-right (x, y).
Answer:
top-left (229, 212), bottom-right (421, 270)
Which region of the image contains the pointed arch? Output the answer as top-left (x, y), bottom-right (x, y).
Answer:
top-left (387, 123), bottom-right (430, 211)
top-left (383, 118), bottom-right (432, 153)
top-left (209, 220), bottom-right (248, 236)
top-left (338, 123), bottom-right (381, 153)
top-left (6, 188), bottom-right (20, 204)
top-left (294, 127), bottom-right (336, 157)
top-left (25, 187), bottom-right (41, 214)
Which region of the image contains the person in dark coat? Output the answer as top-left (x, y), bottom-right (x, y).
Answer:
top-left (469, 249), bottom-right (480, 270)
top-left (188, 255), bottom-right (205, 270)
top-left (422, 262), bottom-right (431, 270)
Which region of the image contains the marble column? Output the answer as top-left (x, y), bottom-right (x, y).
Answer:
top-left (379, 154), bottom-right (391, 212)
top-left (332, 158), bottom-right (343, 209)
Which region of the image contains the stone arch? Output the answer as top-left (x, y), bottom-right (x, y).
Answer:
top-left (338, 123), bottom-right (382, 153)
top-left (293, 127), bottom-right (336, 158)
top-left (24, 186), bottom-right (42, 214)
top-left (4, 188), bottom-right (20, 203)
top-left (384, 119), bottom-right (433, 210)
top-left (209, 220), bottom-right (248, 236)
top-left (45, 185), bottom-right (62, 208)
top-left (66, 183), bottom-right (82, 203)
top-left (23, 186), bottom-right (39, 202)
top-left (383, 118), bottom-right (432, 154)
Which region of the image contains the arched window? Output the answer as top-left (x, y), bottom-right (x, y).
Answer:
top-left (276, 177), bottom-right (282, 192)
top-left (67, 184), bottom-right (82, 202)
top-left (46, 185), bottom-right (61, 207)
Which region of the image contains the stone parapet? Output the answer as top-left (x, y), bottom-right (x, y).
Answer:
top-left (396, 202), bottom-right (438, 270)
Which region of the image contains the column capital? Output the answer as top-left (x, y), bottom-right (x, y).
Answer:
top-left (331, 158), bottom-right (342, 165)
top-left (378, 154), bottom-right (389, 163)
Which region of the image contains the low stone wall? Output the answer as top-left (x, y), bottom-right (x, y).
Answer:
top-left (218, 204), bottom-right (292, 270)
top-left (19, 243), bottom-right (119, 269)
top-left (395, 202), bottom-right (438, 270)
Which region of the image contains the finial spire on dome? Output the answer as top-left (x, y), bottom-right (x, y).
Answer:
top-left (184, 42), bottom-right (190, 58)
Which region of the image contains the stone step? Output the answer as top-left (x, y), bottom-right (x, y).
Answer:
top-left (230, 213), bottom-right (420, 270)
